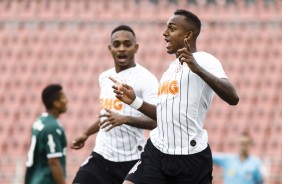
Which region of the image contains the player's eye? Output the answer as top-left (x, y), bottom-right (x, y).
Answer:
top-left (169, 27), bottom-right (175, 31)
top-left (112, 42), bottom-right (120, 48)
top-left (124, 41), bottom-right (132, 47)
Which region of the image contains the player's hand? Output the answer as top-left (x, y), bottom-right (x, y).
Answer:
top-left (98, 108), bottom-right (126, 131)
top-left (109, 76), bottom-right (136, 105)
top-left (177, 38), bottom-right (201, 73)
top-left (71, 134), bottom-right (88, 150)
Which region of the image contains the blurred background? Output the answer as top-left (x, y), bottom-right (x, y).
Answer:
top-left (0, 0), bottom-right (281, 183)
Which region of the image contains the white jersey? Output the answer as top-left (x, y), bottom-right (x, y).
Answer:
top-left (94, 64), bottom-right (158, 162)
top-left (150, 51), bottom-right (227, 155)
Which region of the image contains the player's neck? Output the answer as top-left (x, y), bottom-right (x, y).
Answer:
top-left (47, 109), bottom-right (60, 119)
top-left (240, 153), bottom-right (249, 161)
top-left (189, 43), bottom-right (197, 53)
top-left (115, 62), bottom-right (136, 73)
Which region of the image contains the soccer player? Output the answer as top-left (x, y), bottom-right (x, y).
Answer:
top-left (25, 84), bottom-right (68, 184)
top-left (111, 9), bottom-right (239, 184)
top-left (71, 25), bottom-right (158, 184)
top-left (213, 131), bottom-right (263, 184)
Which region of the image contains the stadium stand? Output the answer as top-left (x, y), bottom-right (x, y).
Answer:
top-left (0, 0), bottom-right (281, 183)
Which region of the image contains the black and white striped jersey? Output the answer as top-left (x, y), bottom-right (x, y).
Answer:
top-left (94, 64), bottom-right (158, 162)
top-left (150, 51), bottom-right (228, 155)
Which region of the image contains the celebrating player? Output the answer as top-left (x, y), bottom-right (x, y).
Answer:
top-left (71, 25), bottom-right (158, 184)
top-left (111, 10), bottom-right (239, 184)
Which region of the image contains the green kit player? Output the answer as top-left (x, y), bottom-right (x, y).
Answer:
top-left (25, 84), bottom-right (68, 184)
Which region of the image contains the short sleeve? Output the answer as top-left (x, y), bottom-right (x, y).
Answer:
top-left (194, 52), bottom-right (228, 79)
top-left (98, 72), bottom-right (108, 89)
top-left (139, 72), bottom-right (159, 105)
top-left (44, 126), bottom-right (65, 158)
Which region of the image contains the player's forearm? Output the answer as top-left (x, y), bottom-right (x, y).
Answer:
top-left (48, 158), bottom-right (65, 184)
top-left (125, 115), bottom-right (157, 130)
top-left (83, 120), bottom-right (101, 137)
top-left (136, 101), bottom-right (157, 121)
top-left (196, 67), bottom-right (239, 105)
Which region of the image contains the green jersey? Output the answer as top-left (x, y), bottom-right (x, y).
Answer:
top-left (25, 113), bottom-right (67, 184)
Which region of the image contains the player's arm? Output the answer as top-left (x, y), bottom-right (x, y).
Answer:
top-left (195, 71), bottom-right (238, 105)
top-left (45, 127), bottom-right (66, 184)
top-left (124, 115), bottom-right (156, 129)
top-left (48, 157), bottom-right (66, 184)
top-left (212, 153), bottom-right (229, 167)
top-left (136, 101), bottom-right (157, 121)
top-left (99, 108), bottom-right (156, 131)
top-left (177, 39), bottom-right (239, 105)
top-left (71, 119), bottom-right (101, 150)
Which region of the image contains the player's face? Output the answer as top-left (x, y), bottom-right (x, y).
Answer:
top-left (109, 30), bottom-right (138, 71)
top-left (239, 135), bottom-right (251, 154)
top-left (163, 15), bottom-right (190, 54)
top-left (55, 91), bottom-right (68, 113)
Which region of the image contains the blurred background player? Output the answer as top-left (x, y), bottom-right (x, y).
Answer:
top-left (71, 25), bottom-right (158, 184)
top-left (25, 84), bottom-right (68, 184)
top-left (111, 9), bottom-right (239, 184)
top-left (213, 131), bottom-right (263, 184)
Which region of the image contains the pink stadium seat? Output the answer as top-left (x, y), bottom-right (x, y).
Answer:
top-left (272, 106), bottom-right (282, 123)
top-left (222, 133), bottom-right (239, 153)
top-left (16, 1), bottom-right (33, 20)
top-left (269, 122), bottom-right (282, 139)
top-left (259, 3), bottom-right (279, 21)
top-left (217, 3), bottom-right (238, 21)
top-left (205, 118), bottom-right (226, 151)
top-left (0, 1), bottom-right (17, 20)
top-left (226, 119), bottom-right (247, 139)
top-left (264, 133), bottom-right (282, 157)
top-left (264, 131), bottom-right (279, 159)
top-left (0, 1), bottom-right (5, 17)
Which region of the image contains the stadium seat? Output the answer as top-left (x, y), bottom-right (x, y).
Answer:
top-left (263, 121), bottom-right (282, 157)
top-left (206, 123), bottom-right (225, 152)
top-left (222, 133), bottom-right (239, 153)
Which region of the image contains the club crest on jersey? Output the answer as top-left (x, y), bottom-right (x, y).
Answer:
top-left (175, 63), bottom-right (183, 73)
top-left (158, 80), bottom-right (179, 96)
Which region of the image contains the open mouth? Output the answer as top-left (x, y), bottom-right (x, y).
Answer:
top-left (117, 54), bottom-right (128, 61)
top-left (165, 38), bottom-right (172, 49)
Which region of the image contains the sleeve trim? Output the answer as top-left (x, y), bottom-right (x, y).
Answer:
top-left (47, 152), bottom-right (63, 158)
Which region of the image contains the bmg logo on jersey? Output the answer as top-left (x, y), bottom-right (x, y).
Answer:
top-left (100, 98), bottom-right (123, 110)
top-left (158, 80), bottom-right (179, 96)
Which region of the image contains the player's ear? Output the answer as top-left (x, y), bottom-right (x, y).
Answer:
top-left (185, 31), bottom-right (193, 40)
top-left (53, 100), bottom-right (60, 109)
top-left (108, 45), bottom-right (112, 51)
top-left (134, 43), bottom-right (139, 53)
